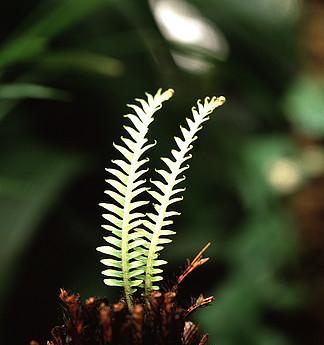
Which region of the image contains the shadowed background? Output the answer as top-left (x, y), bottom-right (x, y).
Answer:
top-left (1, 0), bottom-right (324, 344)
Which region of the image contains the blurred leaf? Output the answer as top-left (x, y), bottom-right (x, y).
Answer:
top-left (212, 0), bottom-right (300, 28)
top-left (0, 83), bottom-right (68, 100)
top-left (284, 75), bottom-right (324, 138)
top-left (0, 0), bottom-right (108, 68)
top-left (0, 143), bottom-right (83, 308)
top-left (229, 212), bottom-right (297, 271)
top-left (0, 83), bottom-right (68, 122)
top-left (236, 136), bottom-right (299, 210)
top-left (198, 209), bottom-right (297, 345)
top-left (39, 50), bottom-right (124, 77)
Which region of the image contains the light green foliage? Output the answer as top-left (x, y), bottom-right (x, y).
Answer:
top-left (97, 88), bottom-right (174, 308)
top-left (97, 89), bottom-right (225, 308)
top-left (143, 95), bottom-right (226, 294)
top-left (284, 76), bottom-right (324, 138)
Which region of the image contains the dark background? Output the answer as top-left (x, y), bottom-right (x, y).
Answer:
top-left (1, 0), bottom-right (324, 344)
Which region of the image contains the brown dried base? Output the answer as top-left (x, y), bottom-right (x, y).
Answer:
top-left (42, 244), bottom-right (213, 345)
top-left (46, 289), bottom-right (212, 345)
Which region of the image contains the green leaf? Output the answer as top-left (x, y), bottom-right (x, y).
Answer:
top-left (0, 0), bottom-right (109, 68)
top-left (0, 83), bottom-right (68, 101)
top-left (38, 50), bottom-right (124, 77)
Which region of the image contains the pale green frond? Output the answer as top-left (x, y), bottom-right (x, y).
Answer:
top-left (113, 143), bottom-right (133, 162)
top-left (160, 157), bottom-right (176, 172)
top-left (100, 258), bottom-right (122, 268)
top-left (129, 268), bottom-right (145, 278)
top-left (128, 248), bottom-right (149, 260)
top-left (132, 179), bottom-right (147, 190)
top-left (147, 190), bottom-right (164, 204)
top-left (124, 114), bottom-right (147, 132)
top-left (130, 200), bottom-right (149, 211)
top-left (106, 168), bottom-right (128, 184)
top-left (123, 125), bottom-right (143, 143)
top-left (138, 141), bottom-right (157, 156)
top-left (160, 229), bottom-right (176, 236)
top-left (99, 203), bottom-right (124, 218)
top-left (106, 179), bottom-right (127, 195)
top-left (164, 210), bottom-right (181, 218)
top-left (155, 169), bottom-right (170, 182)
top-left (146, 213), bottom-right (159, 223)
top-left (98, 89), bottom-right (224, 307)
top-left (97, 88), bottom-right (174, 309)
top-left (134, 157), bottom-right (150, 171)
top-left (129, 260), bottom-right (145, 270)
top-left (96, 246), bottom-right (120, 258)
top-left (162, 219), bottom-right (174, 226)
top-left (102, 214), bottom-right (123, 227)
top-left (158, 238), bottom-right (173, 244)
top-left (120, 136), bottom-right (136, 151)
top-left (137, 227), bottom-right (153, 240)
top-left (129, 239), bottom-right (147, 249)
top-left (130, 187), bottom-right (150, 199)
top-left (128, 212), bottom-right (144, 222)
top-left (150, 180), bottom-right (167, 193)
top-left (101, 225), bottom-right (122, 237)
top-left (171, 149), bottom-right (182, 160)
top-left (170, 188), bottom-right (186, 196)
top-left (103, 236), bottom-right (122, 248)
top-left (143, 95), bottom-right (226, 295)
top-left (129, 279), bottom-right (143, 287)
top-left (104, 278), bottom-right (124, 287)
top-left (153, 259), bottom-right (168, 266)
top-left (134, 168), bottom-right (149, 181)
top-left (111, 159), bottom-right (131, 174)
top-left (128, 232), bottom-right (145, 241)
top-left (104, 190), bottom-right (125, 206)
top-left (102, 269), bottom-right (123, 278)
top-left (167, 196), bottom-right (183, 205)
top-left (126, 104), bottom-right (146, 119)
top-left (128, 219), bottom-right (144, 230)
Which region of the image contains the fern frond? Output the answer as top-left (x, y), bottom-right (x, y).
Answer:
top-left (142, 95), bottom-right (226, 294)
top-left (96, 88), bottom-right (174, 309)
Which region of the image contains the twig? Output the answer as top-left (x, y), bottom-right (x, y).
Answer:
top-left (185, 294), bottom-right (214, 318)
top-left (172, 242), bottom-right (211, 292)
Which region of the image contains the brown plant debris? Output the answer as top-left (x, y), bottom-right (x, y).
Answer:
top-left (43, 244), bottom-right (213, 345)
top-left (172, 242), bottom-right (211, 292)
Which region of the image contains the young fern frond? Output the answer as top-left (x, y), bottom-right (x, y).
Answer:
top-left (96, 88), bottom-right (174, 309)
top-left (141, 95), bottom-right (226, 295)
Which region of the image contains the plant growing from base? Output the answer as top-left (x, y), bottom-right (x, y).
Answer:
top-left (96, 88), bottom-right (225, 309)
top-left (43, 88), bottom-right (225, 345)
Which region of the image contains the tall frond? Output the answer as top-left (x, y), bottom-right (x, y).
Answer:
top-left (141, 95), bottom-right (226, 294)
top-left (96, 88), bottom-right (174, 309)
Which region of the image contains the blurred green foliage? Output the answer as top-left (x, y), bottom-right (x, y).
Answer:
top-left (1, 0), bottom-right (323, 344)
top-left (284, 76), bottom-right (324, 138)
